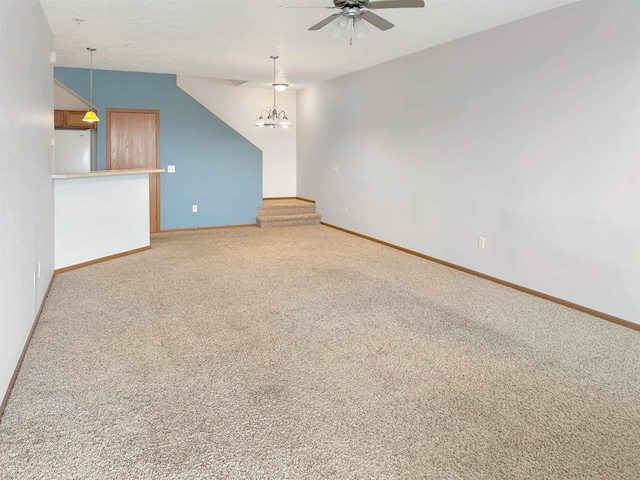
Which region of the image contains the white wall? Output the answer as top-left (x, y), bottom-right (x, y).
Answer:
top-left (54, 81), bottom-right (90, 110)
top-left (54, 175), bottom-right (150, 269)
top-left (0, 1), bottom-right (55, 405)
top-left (297, 0), bottom-right (640, 324)
top-left (177, 77), bottom-right (296, 198)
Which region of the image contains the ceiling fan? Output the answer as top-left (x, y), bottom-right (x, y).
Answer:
top-left (285, 0), bottom-right (425, 33)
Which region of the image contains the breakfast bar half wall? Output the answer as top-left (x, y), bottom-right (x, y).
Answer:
top-left (53, 169), bottom-right (164, 271)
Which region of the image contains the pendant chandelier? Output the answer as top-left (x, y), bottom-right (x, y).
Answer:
top-left (255, 56), bottom-right (292, 129)
top-left (82, 47), bottom-right (99, 123)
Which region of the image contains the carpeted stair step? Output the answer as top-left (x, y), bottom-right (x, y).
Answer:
top-left (257, 212), bottom-right (321, 228)
top-left (257, 204), bottom-right (316, 216)
top-left (257, 199), bottom-right (321, 228)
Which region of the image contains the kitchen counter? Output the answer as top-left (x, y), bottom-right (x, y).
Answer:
top-left (53, 169), bottom-right (164, 271)
top-left (52, 168), bottom-right (164, 179)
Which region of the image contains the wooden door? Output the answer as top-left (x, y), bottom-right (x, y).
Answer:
top-left (106, 109), bottom-right (160, 232)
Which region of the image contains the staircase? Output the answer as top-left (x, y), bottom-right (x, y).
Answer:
top-left (257, 199), bottom-right (321, 228)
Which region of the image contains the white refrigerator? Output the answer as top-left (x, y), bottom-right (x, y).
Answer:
top-left (54, 130), bottom-right (92, 173)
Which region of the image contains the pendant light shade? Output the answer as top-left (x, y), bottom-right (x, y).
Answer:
top-left (82, 110), bottom-right (99, 122)
top-left (83, 47), bottom-right (100, 123)
top-left (279, 115), bottom-right (292, 129)
top-left (255, 56), bottom-right (292, 129)
top-left (255, 115), bottom-right (266, 127)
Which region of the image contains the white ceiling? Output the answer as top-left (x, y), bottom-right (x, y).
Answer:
top-left (40, 0), bottom-right (580, 89)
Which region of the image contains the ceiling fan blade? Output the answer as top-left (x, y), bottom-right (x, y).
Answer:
top-left (369, 0), bottom-right (425, 9)
top-left (360, 11), bottom-right (394, 31)
top-left (309, 13), bottom-right (341, 30)
top-left (279, 5), bottom-right (336, 8)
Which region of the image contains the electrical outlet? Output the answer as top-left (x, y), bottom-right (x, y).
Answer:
top-left (192, 205), bottom-right (198, 213)
top-left (345, 206), bottom-right (349, 214)
top-left (478, 236), bottom-right (485, 249)
top-left (167, 165), bottom-right (176, 173)
top-left (332, 165), bottom-right (338, 174)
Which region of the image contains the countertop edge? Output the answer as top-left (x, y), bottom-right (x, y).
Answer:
top-left (53, 169), bottom-right (165, 179)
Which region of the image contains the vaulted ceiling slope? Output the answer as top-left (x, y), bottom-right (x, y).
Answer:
top-left (40, 0), bottom-right (580, 88)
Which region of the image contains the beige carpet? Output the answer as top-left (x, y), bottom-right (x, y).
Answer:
top-left (1, 225), bottom-right (639, 479)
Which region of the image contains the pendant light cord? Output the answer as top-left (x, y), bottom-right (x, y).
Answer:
top-left (82, 47), bottom-right (99, 122)
top-left (89, 49), bottom-right (93, 108)
top-left (87, 47), bottom-right (97, 110)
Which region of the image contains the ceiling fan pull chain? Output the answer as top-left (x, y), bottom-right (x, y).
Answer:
top-left (350, 17), bottom-right (353, 46)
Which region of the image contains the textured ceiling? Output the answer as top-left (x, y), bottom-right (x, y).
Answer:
top-left (40, 0), bottom-right (580, 89)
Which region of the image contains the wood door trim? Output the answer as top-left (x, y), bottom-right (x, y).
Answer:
top-left (106, 109), bottom-right (161, 232)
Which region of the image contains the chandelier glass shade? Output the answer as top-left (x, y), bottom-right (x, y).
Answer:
top-left (255, 56), bottom-right (292, 129)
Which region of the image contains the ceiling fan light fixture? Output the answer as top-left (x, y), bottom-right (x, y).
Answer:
top-left (330, 16), bottom-right (349, 38)
top-left (273, 83), bottom-right (289, 92)
top-left (353, 16), bottom-right (369, 38)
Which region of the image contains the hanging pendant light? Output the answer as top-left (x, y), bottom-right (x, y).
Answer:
top-left (82, 47), bottom-right (100, 123)
top-left (255, 56), bottom-right (292, 129)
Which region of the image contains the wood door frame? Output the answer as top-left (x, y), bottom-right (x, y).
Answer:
top-left (106, 108), bottom-right (161, 231)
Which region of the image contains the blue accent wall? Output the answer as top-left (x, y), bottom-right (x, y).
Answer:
top-left (54, 68), bottom-right (262, 229)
